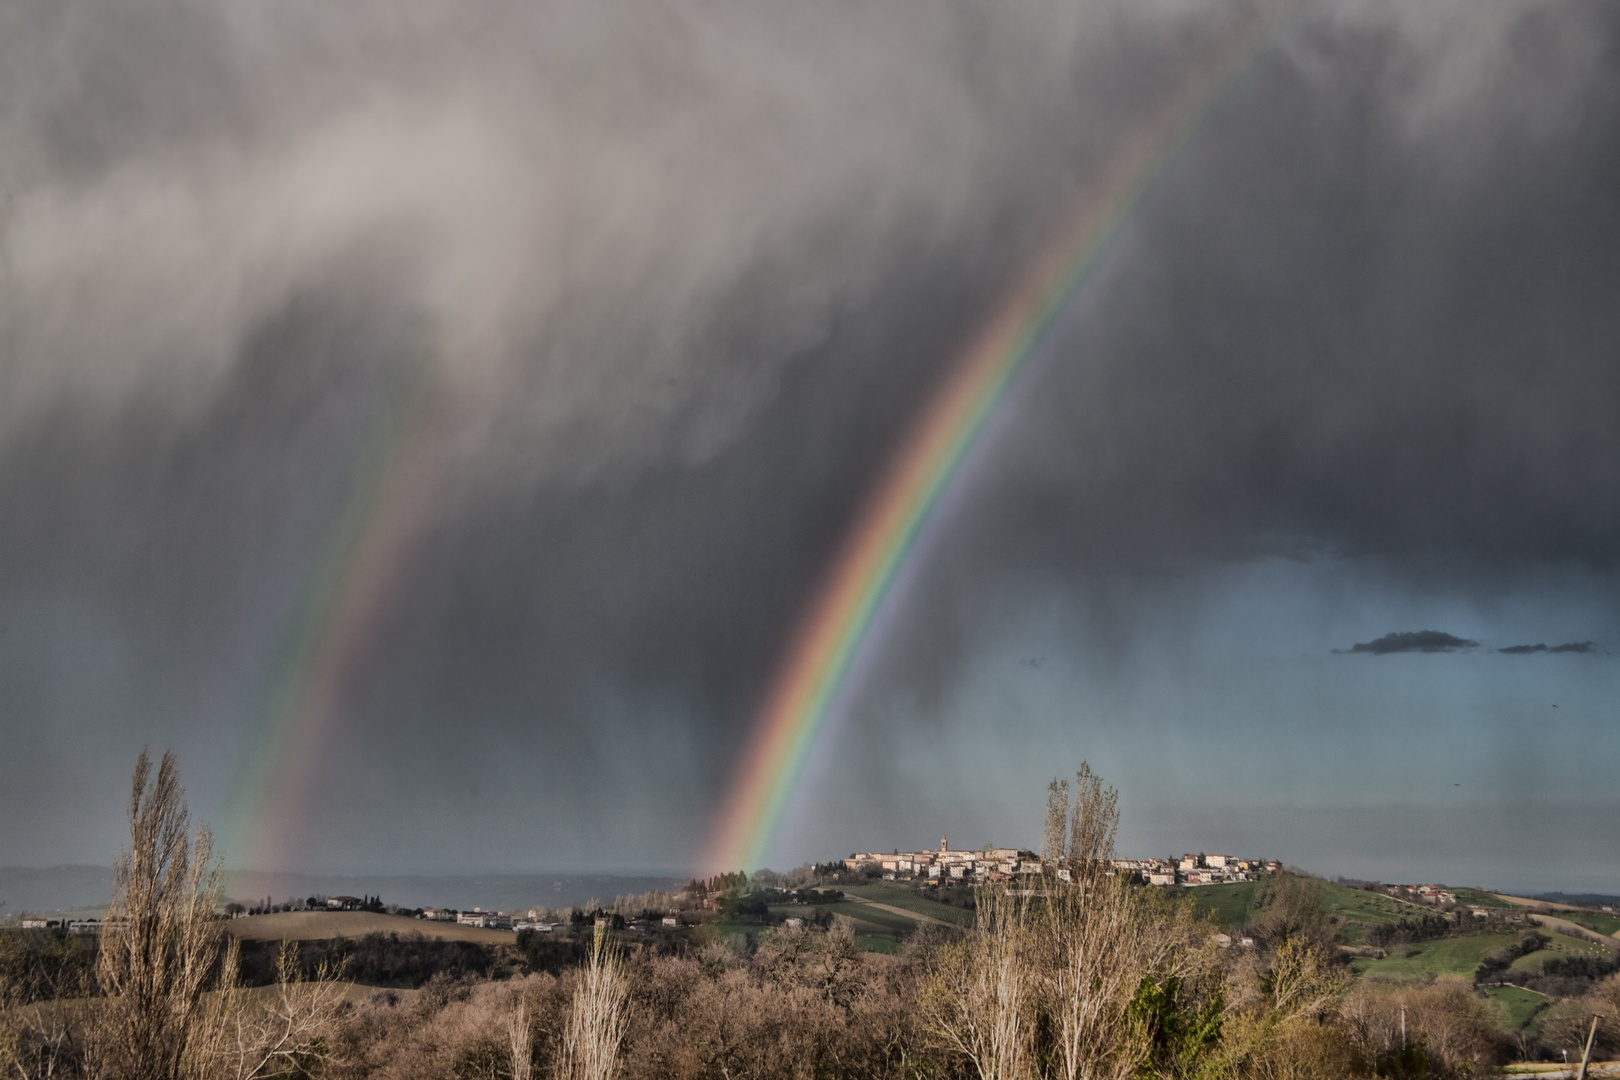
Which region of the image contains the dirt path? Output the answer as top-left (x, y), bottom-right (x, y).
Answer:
top-left (840, 893), bottom-right (954, 928)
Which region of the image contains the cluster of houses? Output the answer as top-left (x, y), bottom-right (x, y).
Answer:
top-left (845, 838), bottom-right (1043, 882)
top-left (845, 839), bottom-right (1281, 887)
top-left (18, 917), bottom-right (115, 934)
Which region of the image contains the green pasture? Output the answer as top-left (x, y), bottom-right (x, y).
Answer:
top-left (1451, 888), bottom-right (1515, 910)
top-left (1321, 883), bottom-right (1422, 924)
top-left (817, 901), bottom-right (916, 935)
top-left (1510, 930), bottom-right (1617, 972)
top-left (1556, 911), bottom-right (1620, 936)
top-left (1349, 933), bottom-right (1519, 978)
top-left (843, 884), bottom-right (976, 926)
top-left (1181, 882), bottom-right (1262, 927)
top-left (855, 934), bottom-right (904, 955)
top-left (1485, 985), bottom-right (1549, 1031)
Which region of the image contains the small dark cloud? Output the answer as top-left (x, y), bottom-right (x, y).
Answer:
top-left (1344, 631), bottom-right (1479, 655)
top-left (1500, 641), bottom-right (1601, 655)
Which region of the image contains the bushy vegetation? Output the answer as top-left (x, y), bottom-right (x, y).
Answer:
top-left (3, 752), bottom-right (1615, 1079)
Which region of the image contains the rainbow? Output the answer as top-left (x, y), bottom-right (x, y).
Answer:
top-left (226, 350), bottom-right (453, 872)
top-left (702, 5), bottom-right (1300, 875)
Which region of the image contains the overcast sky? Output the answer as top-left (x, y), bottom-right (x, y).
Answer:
top-left (2, 0), bottom-right (1617, 895)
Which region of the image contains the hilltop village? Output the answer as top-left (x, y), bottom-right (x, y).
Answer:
top-left (841, 836), bottom-right (1281, 887)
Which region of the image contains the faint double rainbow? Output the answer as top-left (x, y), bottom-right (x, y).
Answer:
top-left (702, 3), bottom-right (1302, 875)
top-left (225, 344), bottom-right (455, 873)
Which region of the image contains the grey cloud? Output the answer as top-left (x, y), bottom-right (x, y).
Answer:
top-left (3, 0), bottom-right (1620, 873)
top-left (1344, 631), bottom-right (1479, 655)
top-left (1500, 642), bottom-right (1601, 654)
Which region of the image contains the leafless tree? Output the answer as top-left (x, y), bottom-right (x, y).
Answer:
top-left (557, 926), bottom-right (627, 1080)
top-left (921, 882), bottom-right (1033, 1080)
top-left (208, 939), bottom-right (349, 1080)
top-left (91, 749), bottom-right (225, 1080)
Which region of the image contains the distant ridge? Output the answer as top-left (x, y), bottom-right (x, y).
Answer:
top-left (2, 866), bottom-right (685, 918)
top-left (224, 871), bottom-right (687, 912)
top-left (0, 865), bottom-right (114, 916)
top-left (1533, 891), bottom-right (1620, 908)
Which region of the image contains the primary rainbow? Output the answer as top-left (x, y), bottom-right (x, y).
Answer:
top-left (702, 5), bottom-right (1299, 875)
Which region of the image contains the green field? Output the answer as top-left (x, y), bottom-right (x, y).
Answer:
top-left (1556, 911), bottom-right (1620, 936)
top-left (817, 901), bottom-right (915, 935)
top-left (1485, 985), bottom-right (1549, 1030)
top-left (1182, 879), bottom-right (1421, 933)
top-left (854, 934), bottom-right (904, 955)
top-left (1451, 888), bottom-right (1515, 910)
top-left (1510, 930), bottom-right (1617, 972)
top-left (843, 885), bottom-right (976, 926)
top-left (1181, 882), bottom-right (1263, 927)
top-left (1321, 883), bottom-right (1422, 924)
top-left (1349, 933), bottom-right (1519, 978)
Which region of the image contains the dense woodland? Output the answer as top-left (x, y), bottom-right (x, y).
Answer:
top-left (3, 753), bottom-right (1618, 1079)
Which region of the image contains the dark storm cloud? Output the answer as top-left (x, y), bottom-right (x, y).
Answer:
top-left (1343, 631), bottom-right (1479, 655)
top-left (3, 0), bottom-right (1620, 872)
top-left (1499, 642), bottom-right (1601, 655)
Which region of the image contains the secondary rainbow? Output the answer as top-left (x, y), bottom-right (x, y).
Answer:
top-left (702, 5), bottom-right (1300, 875)
top-left (226, 349), bottom-right (453, 872)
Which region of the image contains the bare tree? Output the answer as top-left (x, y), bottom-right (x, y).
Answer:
top-left (509, 995), bottom-right (534, 1080)
top-left (92, 749), bottom-right (225, 1080)
top-left (208, 940), bottom-right (349, 1080)
top-left (557, 925), bottom-right (627, 1080)
top-left (921, 883), bottom-right (1032, 1080)
top-left (1038, 765), bottom-right (1148, 1080)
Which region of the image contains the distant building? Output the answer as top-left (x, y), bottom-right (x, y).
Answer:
top-left (458, 911), bottom-right (512, 929)
top-left (661, 915), bottom-right (680, 928)
top-left (327, 896), bottom-right (361, 910)
top-left (783, 917), bottom-right (804, 930)
top-left (20, 918), bottom-right (47, 929)
top-left (422, 909), bottom-right (454, 922)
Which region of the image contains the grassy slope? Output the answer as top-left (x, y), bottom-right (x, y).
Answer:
top-left (842, 885), bottom-right (976, 926)
top-left (1349, 933), bottom-right (1520, 978)
top-left (1183, 880), bottom-right (1413, 930)
top-left (1510, 930), bottom-right (1617, 971)
top-left (1181, 882), bottom-right (1262, 927)
top-left (1451, 888), bottom-right (1515, 910)
top-left (1486, 985), bottom-right (1549, 1030)
top-left (1555, 911), bottom-right (1620, 936)
top-left (818, 901), bottom-right (915, 935)
top-left (1322, 884), bottom-right (1420, 924)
